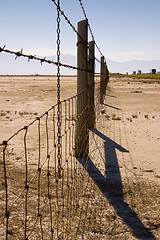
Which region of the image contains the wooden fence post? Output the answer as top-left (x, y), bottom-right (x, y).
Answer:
top-left (100, 56), bottom-right (105, 104)
top-left (106, 63), bottom-right (110, 87)
top-left (88, 40), bottom-right (95, 129)
top-left (75, 19), bottom-right (88, 158)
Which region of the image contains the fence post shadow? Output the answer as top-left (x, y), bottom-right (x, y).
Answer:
top-left (102, 103), bottom-right (121, 111)
top-left (78, 128), bottom-right (156, 240)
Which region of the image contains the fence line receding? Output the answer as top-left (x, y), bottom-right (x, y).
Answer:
top-left (0, 0), bottom-right (110, 239)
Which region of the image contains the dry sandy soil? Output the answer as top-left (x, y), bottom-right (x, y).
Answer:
top-left (0, 75), bottom-right (159, 179)
top-left (107, 76), bottom-right (160, 179)
top-left (0, 75), bottom-right (160, 239)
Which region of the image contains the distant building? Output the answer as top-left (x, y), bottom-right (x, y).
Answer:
top-left (150, 69), bottom-right (156, 74)
top-left (132, 71), bottom-right (136, 75)
top-left (137, 70), bottom-right (142, 74)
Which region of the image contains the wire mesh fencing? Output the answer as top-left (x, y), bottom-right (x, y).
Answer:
top-left (0, 80), bottom-right (111, 239)
top-left (0, 0), bottom-right (111, 238)
top-left (0, 0), bottom-right (159, 238)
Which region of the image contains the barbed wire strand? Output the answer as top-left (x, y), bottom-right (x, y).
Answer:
top-left (0, 1), bottom-right (113, 239)
top-left (78, 0), bottom-right (104, 58)
top-left (51, 0), bottom-right (83, 42)
top-left (50, 0), bottom-right (102, 65)
top-left (0, 46), bottom-right (94, 73)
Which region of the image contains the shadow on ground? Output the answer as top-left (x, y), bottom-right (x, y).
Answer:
top-left (103, 103), bottom-right (121, 111)
top-left (78, 128), bottom-right (156, 240)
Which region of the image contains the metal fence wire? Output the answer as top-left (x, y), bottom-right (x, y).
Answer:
top-left (0, 0), bottom-right (110, 239)
top-left (0, 0), bottom-right (159, 239)
top-left (0, 82), bottom-right (108, 239)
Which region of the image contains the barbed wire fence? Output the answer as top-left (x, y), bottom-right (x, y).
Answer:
top-left (0, 0), bottom-right (110, 239)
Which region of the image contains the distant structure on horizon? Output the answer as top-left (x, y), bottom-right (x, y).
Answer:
top-left (131, 69), bottom-right (157, 75)
top-left (150, 69), bottom-right (156, 74)
top-left (137, 70), bottom-right (142, 74)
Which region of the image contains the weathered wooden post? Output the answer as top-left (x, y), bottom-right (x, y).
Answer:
top-left (88, 40), bottom-right (95, 129)
top-left (103, 62), bottom-right (108, 93)
top-left (107, 64), bottom-right (109, 83)
top-left (75, 19), bottom-right (88, 158)
top-left (105, 63), bottom-right (109, 88)
top-left (100, 56), bottom-right (105, 104)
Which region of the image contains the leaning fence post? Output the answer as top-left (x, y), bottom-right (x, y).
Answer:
top-left (75, 19), bottom-right (88, 158)
top-left (88, 40), bottom-right (95, 129)
top-left (100, 56), bottom-right (105, 104)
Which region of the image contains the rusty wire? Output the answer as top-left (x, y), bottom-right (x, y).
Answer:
top-left (51, 0), bottom-right (83, 42)
top-left (0, 0), bottom-right (106, 71)
top-left (0, 46), bottom-right (91, 73)
top-left (78, 0), bottom-right (94, 40)
top-left (78, 0), bottom-right (104, 58)
top-left (0, 81), bottom-right (107, 239)
top-left (0, 1), bottom-right (111, 238)
top-left (0, 0), bottom-right (154, 233)
top-left (50, 0), bottom-right (103, 65)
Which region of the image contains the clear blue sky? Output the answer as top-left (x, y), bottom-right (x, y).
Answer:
top-left (0, 0), bottom-right (160, 64)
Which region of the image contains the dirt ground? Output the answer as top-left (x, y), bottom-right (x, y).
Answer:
top-left (0, 75), bottom-right (159, 179)
top-left (106, 77), bottom-right (160, 180)
top-left (0, 75), bottom-right (160, 239)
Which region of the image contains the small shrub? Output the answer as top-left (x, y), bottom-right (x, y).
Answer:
top-left (19, 111), bottom-right (30, 116)
top-left (105, 115), bottom-right (110, 120)
top-left (115, 116), bottom-right (121, 120)
top-left (126, 118), bottom-right (132, 122)
top-left (145, 115), bottom-right (149, 119)
top-left (131, 90), bottom-right (142, 93)
top-left (112, 115), bottom-right (121, 121)
top-left (132, 114), bottom-right (138, 119)
top-left (0, 111), bottom-right (7, 117)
